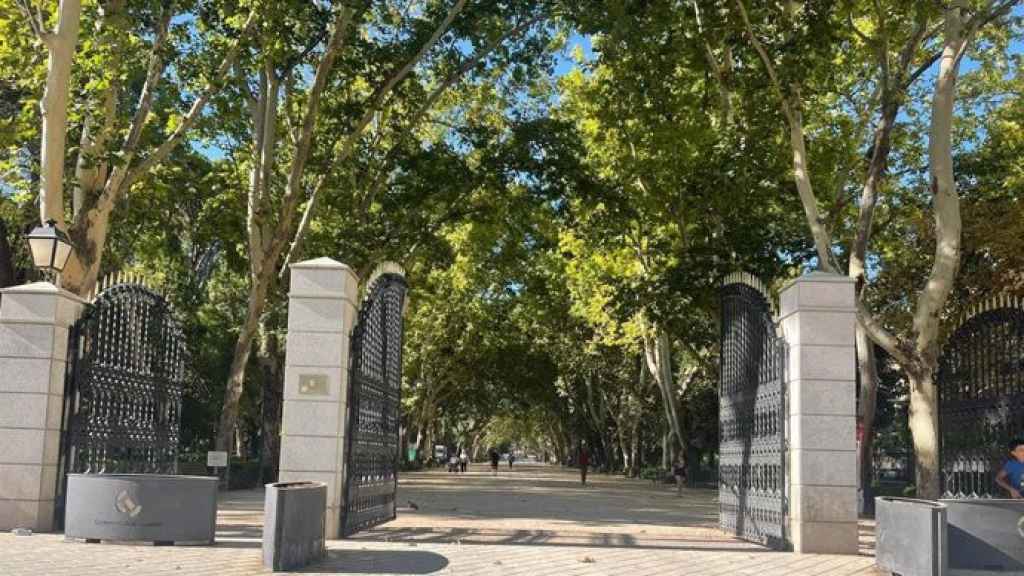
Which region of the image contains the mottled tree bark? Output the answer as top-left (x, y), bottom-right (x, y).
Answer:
top-left (258, 325), bottom-right (284, 482)
top-left (0, 217), bottom-right (17, 289)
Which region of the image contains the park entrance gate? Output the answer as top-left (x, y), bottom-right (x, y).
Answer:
top-left (938, 297), bottom-right (1024, 498)
top-left (719, 275), bottom-right (788, 550)
top-left (341, 270), bottom-right (408, 537)
top-left (54, 281), bottom-right (192, 528)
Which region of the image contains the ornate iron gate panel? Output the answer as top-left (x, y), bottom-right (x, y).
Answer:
top-left (938, 299), bottom-right (1024, 498)
top-left (342, 267), bottom-right (407, 538)
top-left (55, 282), bottom-right (191, 528)
top-left (719, 277), bottom-right (787, 549)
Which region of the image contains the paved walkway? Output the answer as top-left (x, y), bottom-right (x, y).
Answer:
top-left (0, 464), bottom-right (882, 575)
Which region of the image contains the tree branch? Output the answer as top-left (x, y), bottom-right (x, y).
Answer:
top-left (354, 13), bottom-right (542, 223)
top-left (235, 61), bottom-right (258, 124)
top-left (266, 6), bottom-right (358, 258)
top-left (904, 0), bottom-right (1017, 90)
top-left (857, 300), bottom-right (912, 369)
top-left (118, 10), bottom-right (257, 193)
top-left (847, 11), bottom-right (871, 46)
top-left (278, 0), bottom-right (470, 273)
top-left (904, 51), bottom-right (942, 90)
top-left (120, 5), bottom-right (173, 157)
top-left (735, 0), bottom-right (836, 271)
top-left (953, 0), bottom-right (1017, 68)
top-left (14, 0), bottom-right (50, 44)
top-left (733, 0), bottom-right (794, 124)
top-left (849, 12), bottom-right (933, 283)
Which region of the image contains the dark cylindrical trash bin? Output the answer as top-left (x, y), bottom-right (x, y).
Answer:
top-left (875, 497), bottom-right (948, 576)
top-left (263, 481), bottom-right (327, 571)
top-left (940, 499), bottom-right (1024, 573)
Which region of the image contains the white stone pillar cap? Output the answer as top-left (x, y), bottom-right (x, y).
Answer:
top-left (288, 257), bottom-right (359, 301)
top-left (0, 281), bottom-right (90, 304)
top-left (290, 257), bottom-right (358, 276)
top-left (780, 270), bottom-right (855, 291)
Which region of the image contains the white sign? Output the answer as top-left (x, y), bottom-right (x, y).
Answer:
top-left (206, 451), bottom-right (228, 468)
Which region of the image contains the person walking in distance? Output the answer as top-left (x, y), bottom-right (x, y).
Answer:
top-left (489, 448), bottom-right (500, 476)
top-left (459, 448), bottom-right (468, 473)
top-left (578, 443), bottom-right (590, 486)
top-left (508, 452), bottom-right (515, 469)
top-left (673, 455), bottom-right (687, 497)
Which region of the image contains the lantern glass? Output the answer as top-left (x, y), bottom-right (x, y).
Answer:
top-left (29, 236), bottom-right (55, 268)
top-left (53, 239), bottom-right (73, 272)
top-left (26, 220), bottom-right (73, 274)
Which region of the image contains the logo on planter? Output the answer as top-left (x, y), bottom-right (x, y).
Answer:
top-left (115, 490), bottom-right (143, 518)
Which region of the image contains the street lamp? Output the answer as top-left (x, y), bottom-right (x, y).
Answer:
top-left (26, 219), bottom-right (73, 278)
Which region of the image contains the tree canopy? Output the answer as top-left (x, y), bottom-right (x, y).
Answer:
top-left (2, 0), bottom-right (1022, 490)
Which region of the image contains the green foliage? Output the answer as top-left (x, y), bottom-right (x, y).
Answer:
top-left (1, 0), bottom-right (1020, 475)
top-left (640, 466), bottom-right (671, 483)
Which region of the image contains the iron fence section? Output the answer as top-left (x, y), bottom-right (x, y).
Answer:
top-left (938, 304), bottom-right (1024, 498)
top-left (54, 283), bottom-right (191, 527)
top-left (342, 273), bottom-right (407, 537)
top-left (719, 281), bottom-right (787, 549)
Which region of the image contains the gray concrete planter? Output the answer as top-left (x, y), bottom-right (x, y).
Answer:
top-left (941, 499), bottom-right (1024, 573)
top-left (263, 481), bottom-right (327, 571)
top-left (876, 497), bottom-right (948, 576)
top-left (65, 474), bottom-right (217, 545)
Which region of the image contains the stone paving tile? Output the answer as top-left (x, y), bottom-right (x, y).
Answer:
top-left (0, 464), bottom-right (884, 575)
top-left (0, 534), bottom-right (884, 575)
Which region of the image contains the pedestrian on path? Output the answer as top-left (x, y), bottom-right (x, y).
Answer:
top-left (673, 456), bottom-right (687, 497)
top-left (489, 449), bottom-right (500, 475)
top-left (508, 453), bottom-right (515, 469)
top-left (995, 438), bottom-right (1024, 498)
top-left (578, 443), bottom-right (589, 486)
top-left (459, 449), bottom-right (468, 473)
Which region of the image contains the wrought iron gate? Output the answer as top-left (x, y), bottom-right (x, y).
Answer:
top-left (719, 276), bottom-right (788, 549)
top-left (55, 281), bottom-right (192, 528)
top-left (341, 267), bottom-right (407, 537)
top-left (938, 298), bottom-right (1024, 498)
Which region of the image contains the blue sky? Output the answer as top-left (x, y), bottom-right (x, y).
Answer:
top-left (554, 33), bottom-right (595, 77)
top-left (195, 9), bottom-right (1024, 162)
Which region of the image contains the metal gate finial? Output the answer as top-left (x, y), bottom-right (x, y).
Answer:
top-left (723, 271), bottom-right (779, 319)
top-left (364, 262), bottom-right (405, 293)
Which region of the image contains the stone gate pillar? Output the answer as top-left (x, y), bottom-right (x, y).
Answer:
top-left (779, 272), bottom-right (858, 554)
top-left (0, 282), bottom-right (87, 532)
top-left (279, 258), bottom-right (359, 539)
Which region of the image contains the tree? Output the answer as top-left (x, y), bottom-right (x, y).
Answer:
top-left (555, 2), bottom-right (805, 464)
top-left (734, 0), bottom-right (1020, 497)
top-left (11, 1), bottom-right (254, 294)
top-left (212, 0), bottom-right (555, 451)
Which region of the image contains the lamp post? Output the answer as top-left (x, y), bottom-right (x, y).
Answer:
top-left (26, 219), bottom-right (74, 286)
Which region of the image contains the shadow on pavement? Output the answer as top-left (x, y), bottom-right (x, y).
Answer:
top-left (353, 526), bottom-right (770, 553)
top-left (297, 549), bottom-right (449, 574)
